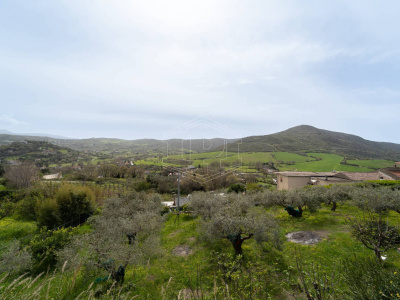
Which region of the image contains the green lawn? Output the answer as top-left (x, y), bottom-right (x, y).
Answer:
top-left (0, 218), bottom-right (37, 254)
top-left (347, 159), bottom-right (395, 169)
top-left (279, 153), bottom-right (372, 172)
top-left (140, 151), bottom-right (395, 173)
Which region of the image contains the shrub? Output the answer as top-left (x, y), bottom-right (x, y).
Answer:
top-left (227, 183), bottom-right (245, 194)
top-left (36, 185), bottom-right (96, 229)
top-left (17, 193), bottom-right (41, 221)
top-left (29, 227), bottom-right (74, 273)
top-left (37, 198), bottom-right (60, 229)
top-left (246, 183), bottom-right (263, 194)
top-left (0, 240), bottom-right (32, 275)
top-left (55, 185), bottom-right (95, 227)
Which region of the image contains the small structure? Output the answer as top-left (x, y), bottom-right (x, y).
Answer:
top-left (276, 172), bottom-right (339, 190)
top-left (43, 172), bottom-right (62, 180)
top-left (380, 167), bottom-right (400, 180)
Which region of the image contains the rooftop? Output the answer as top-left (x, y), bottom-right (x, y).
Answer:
top-left (276, 171), bottom-right (337, 177)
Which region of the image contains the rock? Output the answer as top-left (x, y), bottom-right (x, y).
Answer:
top-left (286, 231), bottom-right (326, 245)
top-left (172, 245), bottom-right (193, 257)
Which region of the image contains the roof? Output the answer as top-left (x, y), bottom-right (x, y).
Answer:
top-left (336, 172), bottom-right (380, 181)
top-left (276, 171), bottom-right (337, 177)
top-left (313, 176), bottom-right (350, 182)
top-left (379, 168), bottom-right (400, 180)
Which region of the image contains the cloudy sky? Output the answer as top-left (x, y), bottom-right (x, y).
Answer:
top-left (1, 1), bottom-right (399, 142)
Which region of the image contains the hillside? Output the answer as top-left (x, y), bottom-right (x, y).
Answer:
top-left (0, 140), bottom-right (84, 166)
top-left (2, 125), bottom-right (400, 160)
top-left (225, 125), bottom-right (400, 160)
top-left (0, 134), bottom-right (237, 154)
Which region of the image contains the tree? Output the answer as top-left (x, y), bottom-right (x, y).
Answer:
top-left (97, 164), bottom-right (118, 178)
top-left (4, 163), bottom-right (38, 189)
top-left (353, 187), bottom-right (400, 215)
top-left (227, 183), bottom-right (245, 194)
top-left (350, 213), bottom-right (400, 261)
top-left (59, 192), bottom-right (164, 284)
top-left (191, 193), bottom-right (281, 255)
top-left (36, 185), bottom-right (96, 229)
top-left (0, 164), bottom-right (5, 177)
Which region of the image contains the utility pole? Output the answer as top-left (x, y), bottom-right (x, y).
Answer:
top-left (177, 170), bottom-right (181, 215)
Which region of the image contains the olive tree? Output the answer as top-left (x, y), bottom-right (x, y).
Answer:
top-left (350, 212), bottom-right (400, 261)
top-left (324, 184), bottom-right (352, 211)
top-left (352, 187), bottom-right (400, 215)
top-left (191, 193), bottom-right (281, 255)
top-left (59, 192), bottom-right (164, 283)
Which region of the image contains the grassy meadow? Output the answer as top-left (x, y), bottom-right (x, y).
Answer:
top-left (2, 199), bottom-right (400, 299)
top-left (139, 151), bottom-right (395, 173)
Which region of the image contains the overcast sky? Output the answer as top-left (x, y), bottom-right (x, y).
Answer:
top-left (1, 1), bottom-right (399, 142)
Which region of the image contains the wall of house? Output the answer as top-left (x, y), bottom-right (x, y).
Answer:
top-left (277, 175), bottom-right (311, 190)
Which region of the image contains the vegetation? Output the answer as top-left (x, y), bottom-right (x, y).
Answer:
top-left (2, 128), bottom-right (400, 298)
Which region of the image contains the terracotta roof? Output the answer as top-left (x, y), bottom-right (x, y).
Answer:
top-left (338, 172), bottom-right (380, 181)
top-left (380, 168), bottom-right (400, 180)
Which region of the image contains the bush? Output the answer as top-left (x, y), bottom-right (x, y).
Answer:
top-left (37, 198), bottom-right (60, 229)
top-left (29, 227), bottom-right (74, 273)
top-left (135, 181), bottom-right (151, 192)
top-left (36, 185), bottom-right (96, 229)
top-left (55, 185), bottom-right (95, 227)
top-left (0, 240), bottom-right (32, 275)
top-left (246, 183), bottom-right (263, 194)
top-left (227, 183), bottom-right (245, 194)
top-left (17, 193), bottom-right (41, 221)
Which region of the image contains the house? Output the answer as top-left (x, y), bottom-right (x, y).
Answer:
top-left (276, 172), bottom-right (342, 190)
top-left (43, 172), bottom-right (62, 180)
top-left (380, 165), bottom-right (400, 180)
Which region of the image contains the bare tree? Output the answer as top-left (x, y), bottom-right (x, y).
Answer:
top-left (4, 163), bottom-right (38, 189)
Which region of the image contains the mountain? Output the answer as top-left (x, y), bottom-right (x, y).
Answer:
top-left (0, 129), bottom-right (69, 139)
top-left (2, 125), bottom-right (400, 160)
top-left (225, 125), bottom-right (400, 160)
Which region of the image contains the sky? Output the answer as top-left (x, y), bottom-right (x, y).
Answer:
top-left (1, 0), bottom-right (400, 142)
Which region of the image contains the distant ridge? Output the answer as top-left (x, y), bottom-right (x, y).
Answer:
top-left (225, 125), bottom-right (400, 160)
top-left (0, 129), bottom-right (69, 139)
top-left (1, 125), bottom-right (400, 160)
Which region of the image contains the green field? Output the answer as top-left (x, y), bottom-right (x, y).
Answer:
top-left (347, 159), bottom-right (395, 169)
top-left (149, 151), bottom-right (392, 173)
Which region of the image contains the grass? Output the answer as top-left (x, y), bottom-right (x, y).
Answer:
top-left (141, 151), bottom-right (393, 174)
top-left (280, 153), bottom-right (372, 172)
top-left (347, 159), bottom-right (396, 169)
top-left (2, 198), bottom-right (400, 299)
top-left (0, 218), bottom-right (37, 253)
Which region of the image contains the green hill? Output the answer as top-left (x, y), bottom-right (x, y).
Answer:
top-left (0, 134), bottom-right (237, 155)
top-left (0, 140), bottom-right (83, 166)
top-left (225, 125), bottom-right (400, 160)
